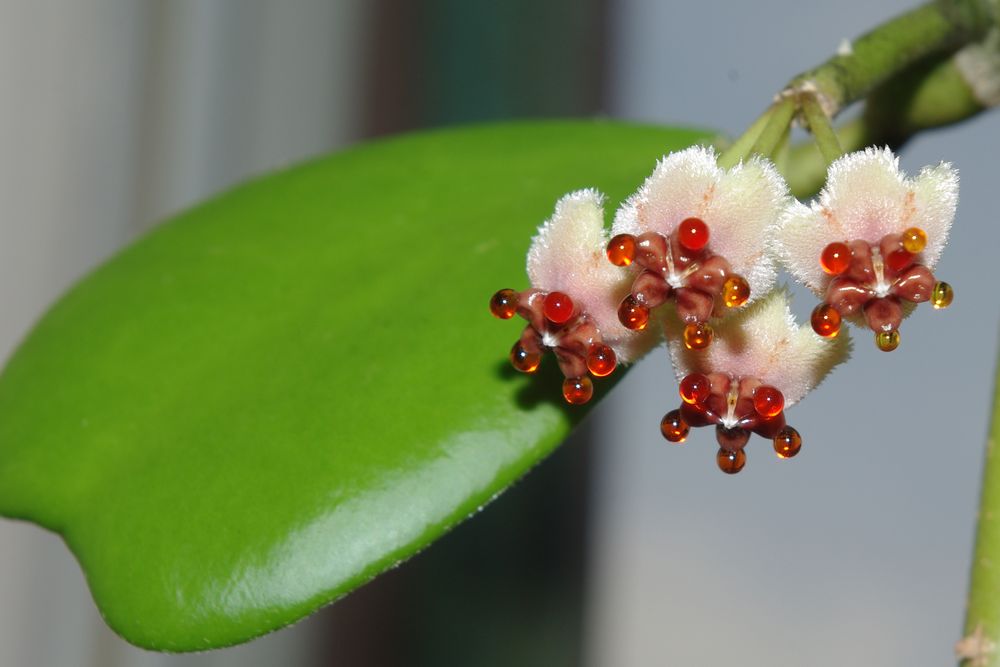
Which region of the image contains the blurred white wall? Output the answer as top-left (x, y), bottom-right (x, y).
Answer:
top-left (589, 1), bottom-right (1000, 665)
top-left (0, 1), bottom-right (369, 665)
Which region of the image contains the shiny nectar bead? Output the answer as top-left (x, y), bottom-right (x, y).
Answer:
top-left (773, 426), bottom-right (802, 459)
top-left (679, 373), bottom-right (711, 405)
top-left (543, 291), bottom-right (575, 324)
top-left (607, 234), bottom-right (636, 267)
top-left (716, 448), bottom-right (746, 474)
top-left (875, 330), bottom-right (900, 352)
top-left (753, 385), bottom-right (784, 418)
top-left (683, 322), bottom-right (713, 350)
top-left (510, 343), bottom-right (541, 373)
top-left (586, 343), bottom-right (617, 377)
top-left (820, 242), bottom-right (851, 275)
top-left (618, 295), bottom-right (649, 330)
top-left (810, 303), bottom-right (841, 338)
top-left (677, 217), bottom-right (710, 252)
top-left (901, 226), bottom-right (927, 253)
top-left (932, 281), bottom-right (954, 309)
top-left (489, 289), bottom-right (518, 319)
top-left (562, 376), bottom-right (593, 405)
top-left (722, 275), bottom-right (750, 308)
top-left (886, 248), bottom-right (914, 273)
top-left (660, 409), bottom-right (689, 443)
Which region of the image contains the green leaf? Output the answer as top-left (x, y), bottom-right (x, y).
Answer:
top-left (0, 121), bottom-right (710, 651)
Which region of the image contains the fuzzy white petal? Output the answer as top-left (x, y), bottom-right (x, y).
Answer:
top-left (611, 146), bottom-right (721, 238)
top-left (526, 189), bottom-right (656, 363)
top-left (909, 162), bottom-right (958, 270)
top-left (703, 156), bottom-right (788, 301)
top-left (776, 148), bottom-right (959, 292)
top-left (666, 289), bottom-right (851, 407)
top-left (613, 146), bottom-right (787, 304)
top-left (776, 200), bottom-right (830, 295)
top-left (819, 147), bottom-right (909, 241)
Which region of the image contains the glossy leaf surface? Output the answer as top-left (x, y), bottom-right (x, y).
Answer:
top-left (0, 121), bottom-right (709, 650)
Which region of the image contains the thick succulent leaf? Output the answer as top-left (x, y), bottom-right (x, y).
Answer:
top-left (0, 121), bottom-right (710, 651)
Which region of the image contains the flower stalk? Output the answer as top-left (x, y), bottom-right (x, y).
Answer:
top-left (960, 344), bottom-right (1000, 666)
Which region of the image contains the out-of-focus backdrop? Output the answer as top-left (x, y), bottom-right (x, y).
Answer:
top-left (0, 1), bottom-right (997, 665)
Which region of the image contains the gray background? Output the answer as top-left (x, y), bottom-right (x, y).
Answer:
top-left (0, 0), bottom-right (996, 665)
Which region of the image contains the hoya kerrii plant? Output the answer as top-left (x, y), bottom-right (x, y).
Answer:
top-left (0, 0), bottom-right (998, 660)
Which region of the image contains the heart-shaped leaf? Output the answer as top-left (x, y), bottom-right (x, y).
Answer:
top-left (0, 121), bottom-right (710, 650)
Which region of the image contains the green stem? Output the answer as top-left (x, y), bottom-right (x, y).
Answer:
top-left (960, 339), bottom-right (1000, 666)
top-left (717, 105), bottom-right (776, 168)
top-left (800, 94), bottom-right (844, 165)
top-left (784, 0), bottom-right (995, 118)
top-left (749, 97), bottom-right (796, 160)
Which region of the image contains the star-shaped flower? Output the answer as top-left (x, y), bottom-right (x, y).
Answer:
top-left (607, 146), bottom-right (790, 351)
top-left (776, 147), bottom-right (957, 350)
top-left (489, 190), bottom-right (657, 404)
top-left (660, 289), bottom-right (850, 473)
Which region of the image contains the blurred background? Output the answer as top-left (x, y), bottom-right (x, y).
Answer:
top-left (0, 0), bottom-right (997, 665)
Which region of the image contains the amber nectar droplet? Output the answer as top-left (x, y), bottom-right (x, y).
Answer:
top-left (722, 275), bottom-right (750, 308)
top-left (660, 409), bottom-right (689, 443)
top-left (563, 376), bottom-right (593, 405)
top-left (618, 295), bottom-right (649, 330)
top-left (683, 322), bottom-right (713, 350)
top-left (820, 242), bottom-right (851, 275)
top-left (543, 291), bottom-right (575, 324)
top-left (716, 448), bottom-right (746, 474)
top-left (510, 343), bottom-right (541, 373)
top-left (586, 343), bottom-right (617, 377)
top-left (678, 217), bottom-right (710, 252)
top-left (489, 289), bottom-right (518, 319)
top-left (932, 281), bottom-right (954, 309)
top-left (875, 330), bottom-right (900, 352)
top-left (901, 227), bottom-right (927, 254)
top-left (607, 234), bottom-right (636, 267)
top-left (679, 373), bottom-right (711, 405)
top-left (753, 385), bottom-right (784, 419)
top-left (811, 303), bottom-right (841, 338)
top-left (773, 426), bottom-right (802, 459)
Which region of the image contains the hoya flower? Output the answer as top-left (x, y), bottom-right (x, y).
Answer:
top-left (777, 147), bottom-right (957, 351)
top-left (607, 146), bottom-right (789, 351)
top-left (660, 289), bottom-right (850, 474)
top-left (489, 190), bottom-right (657, 405)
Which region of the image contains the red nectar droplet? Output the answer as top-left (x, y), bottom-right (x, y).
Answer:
top-left (716, 448), bottom-right (746, 474)
top-left (773, 426), bottom-right (802, 459)
top-left (618, 295), bottom-right (649, 330)
top-left (753, 385), bottom-right (784, 418)
top-left (489, 289), bottom-right (518, 319)
top-left (586, 343), bottom-right (617, 377)
top-left (683, 322), bottom-right (713, 350)
top-left (810, 303), bottom-right (841, 338)
top-left (607, 234), bottom-right (636, 266)
top-left (679, 373), bottom-right (711, 405)
top-left (820, 242), bottom-right (851, 275)
top-left (677, 217), bottom-right (710, 252)
top-left (510, 343), bottom-right (541, 373)
top-left (660, 409), bottom-right (689, 443)
top-left (562, 376), bottom-right (593, 405)
top-left (543, 291), bottom-right (575, 324)
top-left (886, 248), bottom-right (914, 273)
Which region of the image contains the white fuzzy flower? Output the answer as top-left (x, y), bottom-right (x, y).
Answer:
top-left (660, 289), bottom-right (851, 472)
top-left (776, 147), bottom-right (957, 348)
top-left (490, 190), bottom-right (657, 405)
top-left (607, 146), bottom-right (790, 349)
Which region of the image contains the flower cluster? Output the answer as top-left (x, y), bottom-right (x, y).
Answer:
top-left (490, 146), bottom-right (957, 473)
